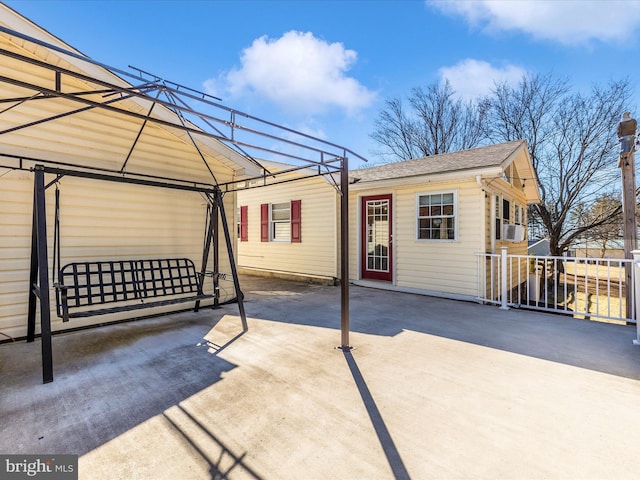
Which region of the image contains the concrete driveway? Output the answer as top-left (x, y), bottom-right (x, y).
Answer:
top-left (2, 275), bottom-right (640, 479)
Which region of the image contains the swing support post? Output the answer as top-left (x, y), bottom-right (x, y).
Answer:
top-left (27, 166), bottom-right (54, 383)
top-left (214, 188), bottom-right (248, 331)
top-left (26, 165), bottom-right (249, 384)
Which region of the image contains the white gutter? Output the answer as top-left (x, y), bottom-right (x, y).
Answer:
top-left (349, 167), bottom-right (504, 192)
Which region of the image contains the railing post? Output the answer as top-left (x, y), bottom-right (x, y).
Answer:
top-left (632, 250), bottom-right (640, 345)
top-left (500, 247), bottom-right (509, 310)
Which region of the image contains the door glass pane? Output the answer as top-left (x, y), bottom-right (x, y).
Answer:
top-left (365, 199), bottom-right (390, 273)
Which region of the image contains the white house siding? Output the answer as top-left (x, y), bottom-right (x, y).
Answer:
top-left (350, 176), bottom-right (531, 300)
top-left (0, 168), bottom-right (237, 339)
top-left (349, 180), bottom-right (481, 298)
top-left (237, 174), bottom-right (339, 281)
top-left (393, 180), bottom-right (483, 298)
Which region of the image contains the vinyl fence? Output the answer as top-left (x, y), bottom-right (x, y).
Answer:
top-left (476, 248), bottom-right (636, 325)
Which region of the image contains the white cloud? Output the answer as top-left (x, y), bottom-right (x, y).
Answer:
top-left (439, 59), bottom-right (526, 99)
top-left (429, 0), bottom-right (640, 45)
top-left (204, 31), bottom-right (376, 116)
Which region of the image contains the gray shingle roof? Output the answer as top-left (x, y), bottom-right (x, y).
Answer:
top-left (351, 140), bottom-right (526, 183)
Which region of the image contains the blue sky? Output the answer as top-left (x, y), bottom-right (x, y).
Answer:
top-left (4, 0), bottom-right (640, 167)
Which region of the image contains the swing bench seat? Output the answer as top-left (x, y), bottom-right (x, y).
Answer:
top-left (55, 258), bottom-right (215, 322)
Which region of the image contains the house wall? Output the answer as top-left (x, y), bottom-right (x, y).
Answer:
top-left (573, 247), bottom-right (625, 259)
top-left (350, 179), bottom-right (483, 298)
top-left (0, 168), bottom-right (237, 340)
top-left (484, 175), bottom-right (531, 295)
top-left (237, 174), bottom-right (339, 281)
top-left (350, 176), bottom-right (531, 300)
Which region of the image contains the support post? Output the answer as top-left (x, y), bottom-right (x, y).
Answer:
top-left (213, 201), bottom-right (220, 308)
top-left (33, 167), bottom-right (54, 383)
top-left (196, 202), bottom-right (215, 312)
top-left (633, 250), bottom-right (640, 345)
top-left (215, 189), bottom-right (248, 331)
top-left (500, 246), bottom-right (509, 310)
top-left (27, 188), bottom-right (39, 342)
top-left (618, 112), bottom-right (637, 321)
top-left (340, 156), bottom-right (350, 349)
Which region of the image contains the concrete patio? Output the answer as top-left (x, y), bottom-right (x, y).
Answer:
top-left (2, 275), bottom-right (640, 479)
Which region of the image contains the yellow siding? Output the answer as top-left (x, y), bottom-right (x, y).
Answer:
top-left (395, 180), bottom-right (483, 297)
top-left (482, 175), bottom-right (531, 298)
top-left (350, 180), bottom-right (486, 298)
top-left (237, 175), bottom-right (339, 279)
top-left (492, 177), bottom-right (530, 256)
top-left (0, 169), bottom-right (237, 339)
top-left (0, 23), bottom-right (253, 340)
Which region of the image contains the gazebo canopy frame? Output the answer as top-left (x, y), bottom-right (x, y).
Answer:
top-left (0, 25), bottom-right (363, 383)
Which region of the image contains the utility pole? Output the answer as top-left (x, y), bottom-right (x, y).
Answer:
top-left (617, 112), bottom-right (637, 320)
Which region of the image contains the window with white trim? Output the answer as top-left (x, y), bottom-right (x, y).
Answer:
top-left (270, 202), bottom-right (291, 241)
top-left (503, 198), bottom-right (510, 223)
top-left (495, 196), bottom-right (502, 240)
top-left (260, 200), bottom-right (301, 243)
top-left (417, 192), bottom-right (456, 240)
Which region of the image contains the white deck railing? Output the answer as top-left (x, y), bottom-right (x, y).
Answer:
top-left (476, 248), bottom-right (636, 325)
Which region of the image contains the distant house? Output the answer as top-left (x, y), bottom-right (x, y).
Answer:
top-left (238, 141), bottom-right (542, 301)
top-left (528, 238), bottom-right (550, 256)
top-left (570, 239), bottom-right (626, 259)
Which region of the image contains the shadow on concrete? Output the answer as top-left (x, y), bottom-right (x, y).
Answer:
top-left (0, 310), bottom-right (239, 457)
top-left (163, 405), bottom-right (264, 480)
top-left (239, 275), bottom-right (640, 382)
top-left (204, 330), bottom-right (247, 356)
top-left (343, 349), bottom-right (410, 480)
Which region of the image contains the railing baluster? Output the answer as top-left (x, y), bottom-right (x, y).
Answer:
top-left (475, 253), bottom-right (633, 323)
top-left (619, 260), bottom-right (624, 319)
top-left (595, 259), bottom-right (600, 318)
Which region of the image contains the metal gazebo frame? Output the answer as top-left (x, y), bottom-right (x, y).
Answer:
top-left (0, 25), bottom-right (364, 382)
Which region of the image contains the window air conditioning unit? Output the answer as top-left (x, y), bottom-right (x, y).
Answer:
top-left (502, 224), bottom-right (525, 242)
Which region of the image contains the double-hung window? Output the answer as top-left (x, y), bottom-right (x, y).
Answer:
top-left (260, 200), bottom-right (302, 243)
top-left (270, 202), bottom-right (291, 241)
top-left (417, 192), bottom-right (456, 240)
top-left (495, 196), bottom-right (512, 240)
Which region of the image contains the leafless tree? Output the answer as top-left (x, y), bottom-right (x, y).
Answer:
top-left (370, 74), bottom-right (635, 257)
top-left (487, 74), bottom-right (633, 256)
top-left (572, 195), bottom-right (623, 257)
top-left (370, 80), bottom-right (489, 161)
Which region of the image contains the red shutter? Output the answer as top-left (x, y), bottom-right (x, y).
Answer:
top-left (291, 199), bottom-right (301, 243)
top-left (240, 206), bottom-right (248, 242)
top-left (260, 203), bottom-right (269, 242)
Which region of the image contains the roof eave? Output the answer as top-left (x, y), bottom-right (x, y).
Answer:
top-left (349, 166), bottom-right (504, 191)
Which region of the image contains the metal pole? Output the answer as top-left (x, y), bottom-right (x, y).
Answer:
top-left (26, 186), bottom-right (38, 342)
top-left (34, 167), bottom-right (54, 383)
top-left (617, 112), bottom-right (637, 321)
top-left (213, 201), bottom-right (220, 308)
top-left (215, 189), bottom-right (248, 331)
top-left (340, 156), bottom-right (350, 349)
top-left (195, 203), bottom-right (215, 313)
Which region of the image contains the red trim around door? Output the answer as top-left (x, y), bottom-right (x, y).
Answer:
top-left (360, 194), bottom-right (393, 281)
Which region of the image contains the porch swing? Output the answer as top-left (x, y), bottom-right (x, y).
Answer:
top-left (27, 164), bottom-right (248, 383)
top-left (52, 182), bottom-right (216, 322)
